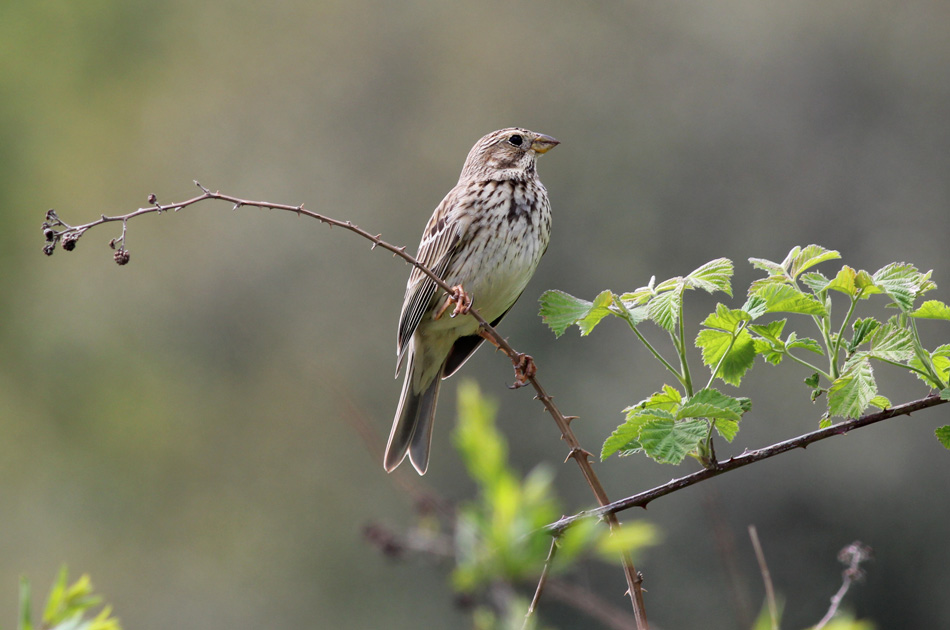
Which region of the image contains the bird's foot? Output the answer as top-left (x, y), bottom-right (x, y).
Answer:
top-left (434, 285), bottom-right (472, 320)
top-left (508, 353), bottom-right (536, 389)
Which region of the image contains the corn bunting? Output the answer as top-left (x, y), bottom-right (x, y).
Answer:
top-left (384, 128), bottom-right (559, 474)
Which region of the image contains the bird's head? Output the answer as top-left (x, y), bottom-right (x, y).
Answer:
top-left (459, 128), bottom-right (559, 182)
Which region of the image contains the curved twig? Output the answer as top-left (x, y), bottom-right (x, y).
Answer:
top-left (42, 182), bottom-right (650, 628)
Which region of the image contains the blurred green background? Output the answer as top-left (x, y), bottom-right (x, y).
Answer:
top-left (2, 1), bottom-right (949, 628)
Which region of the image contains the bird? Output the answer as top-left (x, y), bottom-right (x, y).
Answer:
top-left (384, 127), bottom-right (559, 475)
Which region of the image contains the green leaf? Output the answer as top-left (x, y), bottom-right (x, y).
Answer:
top-left (695, 328), bottom-right (756, 386)
top-left (787, 337), bottom-right (824, 354)
top-left (873, 262), bottom-right (924, 312)
top-left (942, 388), bottom-right (950, 401)
top-left (910, 300), bottom-right (950, 321)
top-left (595, 522), bottom-right (661, 559)
top-left (828, 355), bottom-right (876, 418)
top-left (19, 576), bottom-right (32, 630)
top-left (647, 285), bottom-right (682, 332)
top-left (804, 373), bottom-right (821, 388)
top-left (909, 344), bottom-right (950, 387)
top-left (788, 245), bottom-right (841, 279)
top-left (754, 283), bottom-right (827, 316)
top-left (936, 426), bottom-right (950, 450)
top-left (638, 418), bottom-right (708, 465)
top-left (539, 290), bottom-right (592, 338)
top-left (748, 319), bottom-right (786, 343)
top-left (702, 303), bottom-right (752, 333)
top-left (714, 419), bottom-right (740, 442)
top-left (849, 317), bottom-right (881, 352)
top-left (622, 384), bottom-right (683, 417)
top-left (677, 388), bottom-right (749, 421)
top-left (454, 381), bottom-right (507, 488)
top-left (685, 258), bottom-right (734, 296)
top-left (538, 289), bottom-right (617, 337)
top-left (748, 257), bottom-right (785, 276)
top-left (602, 409), bottom-right (676, 460)
top-left (819, 417), bottom-right (833, 428)
top-left (800, 271), bottom-right (830, 293)
top-left (868, 322), bottom-right (915, 362)
top-left (826, 266), bottom-right (857, 297)
top-left (869, 395), bottom-right (891, 410)
top-left (578, 290), bottom-right (616, 336)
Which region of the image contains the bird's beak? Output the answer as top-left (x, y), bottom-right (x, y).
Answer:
top-left (530, 134), bottom-right (560, 154)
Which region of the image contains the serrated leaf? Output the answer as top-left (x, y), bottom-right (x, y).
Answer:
top-left (869, 395), bottom-right (891, 409)
top-left (620, 286), bottom-right (654, 307)
top-left (868, 323), bottom-right (915, 362)
top-left (695, 328), bottom-right (756, 386)
top-left (909, 345), bottom-right (950, 388)
top-left (539, 290), bottom-right (593, 337)
top-left (754, 337), bottom-right (784, 365)
top-left (787, 337), bottom-right (824, 355)
top-left (602, 409), bottom-right (676, 460)
top-left (622, 384), bottom-right (683, 417)
top-left (677, 388), bottom-right (749, 421)
top-left (741, 295), bottom-right (769, 319)
top-left (685, 258), bottom-right (734, 296)
top-left (714, 419), bottom-right (740, 442)
top-left (800, 271), bottom-right (831, 293)
top-left (942, 388), bottom-right (950, 401)
top-left (647, 285), bottom-right (682, 332)
top-left (749, 257), bottom-right (786, 276)
top-left (910, 300), bottom-right (950, 321)
top-left (578, 290), bottom-right (616, 336)
top-left (754, 283), bottom-right (827, 316)
top-left (849, 317), bottom-right (881, 352)
top-left (702, 303), bottom-right (752, 333)
top-left (828, 356), bottom-right (876, 418)
top-left (789, 245), bottom-right (841, 279)
top-left (826, 266), bottom-right (857, 297)
top-left (873, 262), bottom-right (922, 312)
top-left (638, 418), bottom-right (708, 465)
top-left (748, 319), bottom-right (786, 343)
top-left (936, 426), bottom-right (950, 449)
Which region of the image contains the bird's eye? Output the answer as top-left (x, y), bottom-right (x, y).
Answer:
top-left (508, 134), bottom-right (524, 147)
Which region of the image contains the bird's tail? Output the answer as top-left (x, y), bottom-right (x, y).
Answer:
top-left (384, 358), bottom-right (442, 475)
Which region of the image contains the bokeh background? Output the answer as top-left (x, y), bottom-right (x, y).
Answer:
top-left (2, 1), bottom-right (949, 628)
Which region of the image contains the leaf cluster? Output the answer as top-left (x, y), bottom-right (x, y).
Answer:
top-left (539, 246), bottom-right (950, 464)
top-left (451, 381), bottom-right (657, 592)
top-left (17, 566), bottom-right (121, 630)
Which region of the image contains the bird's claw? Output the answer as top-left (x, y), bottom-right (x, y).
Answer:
top-left (508, 353), bottom-right (536, 389)
top-left (435, 285), bottom-right (472, 320)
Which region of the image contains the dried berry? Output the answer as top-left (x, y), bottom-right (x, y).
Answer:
top-left (114, 248), bottom-right (130, 265)
top-left (61, 233), bottom-right (79, 251)
top-left (147, 193), bottom-right (157, 205)
top-left (43, 243), bottom-right (55, 256)
top-left (44, 228), bottom-right (55, 242)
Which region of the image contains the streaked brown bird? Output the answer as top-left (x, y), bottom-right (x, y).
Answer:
top-left (384, 128), bottom-right (559, 474)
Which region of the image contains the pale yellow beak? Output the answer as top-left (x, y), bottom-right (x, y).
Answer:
top-left (530, 134), bottom-right (560, 154)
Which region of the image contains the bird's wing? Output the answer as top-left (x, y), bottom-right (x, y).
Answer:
top-left (396, 191), bottom-right (464, 368)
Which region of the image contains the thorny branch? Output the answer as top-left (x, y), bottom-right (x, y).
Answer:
top-left (41, 182), bottom-right (649, 628)
top-left (547, 392), bottom-right (947, 534)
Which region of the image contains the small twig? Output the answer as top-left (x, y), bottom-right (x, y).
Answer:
top-left (43, 183), bottom-right (649, 628)
top-left (813, 542), bottom-right (873, 629)
top-left (522, 537), bottom-right (559, 630)
top-left (547, 392), bottom-right (947, 533)
top-left (748, 526), bottom-right (779, 630)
